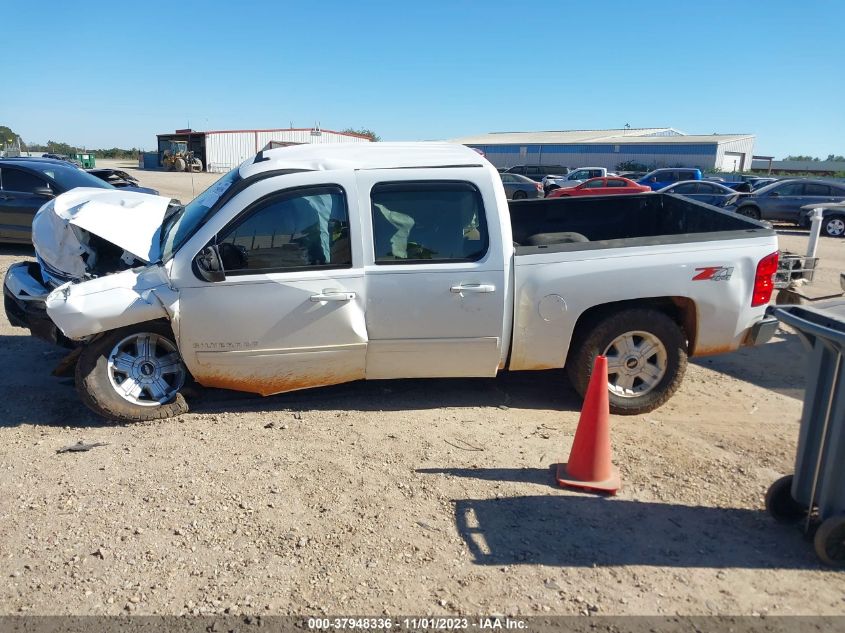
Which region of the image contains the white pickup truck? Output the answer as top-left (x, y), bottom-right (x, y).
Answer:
top-left (4, 143), bottom-right (780, 423)
top-left (542, 167), bottom-right (609, 194)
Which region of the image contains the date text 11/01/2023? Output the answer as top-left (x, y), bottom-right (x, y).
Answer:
top-left (307, 617), bottom-right (528, 630)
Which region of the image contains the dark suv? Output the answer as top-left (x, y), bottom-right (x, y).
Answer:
top-left (728, 179), bottom-right (845, 236)
top-left (504, 164), bottom-right (570, 182)
top-left (0, 158), bottom-right (113, 243)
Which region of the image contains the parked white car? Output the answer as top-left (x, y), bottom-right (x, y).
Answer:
top-left (543, 167), bottom-right (609, 193)
top-left (4, 143), bottom-right (779, 423)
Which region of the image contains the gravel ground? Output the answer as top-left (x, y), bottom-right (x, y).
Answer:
top-left (1, 167), bottom-right (844, 616)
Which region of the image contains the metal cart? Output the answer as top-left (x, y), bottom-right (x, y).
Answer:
top-left (768, 302), bottom-right (845, 566)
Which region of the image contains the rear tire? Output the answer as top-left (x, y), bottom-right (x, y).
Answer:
top-left (512, 190), bottom-right (527, 200)
top-left (75, 322), bottom-right (189, 424)
top-left (567, 308), bottom-right (688, 415)
top-left (822, 214), bottom-right (845, 238)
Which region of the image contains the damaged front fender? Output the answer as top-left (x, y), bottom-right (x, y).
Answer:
top-left (45, 265), bottom-right (178, 340)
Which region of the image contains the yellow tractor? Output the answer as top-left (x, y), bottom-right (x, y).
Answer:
top-left (161, 141), bottom-right (203, 172)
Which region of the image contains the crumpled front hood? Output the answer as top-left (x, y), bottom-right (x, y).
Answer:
top-left (32, 188), bottom-right (172, 279)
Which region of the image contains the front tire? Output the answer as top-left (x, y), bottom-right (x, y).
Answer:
top-left (75, 322), bottom-right (189, 423)
top-left (822, 214), bottom-right (845, 238)
top-left (567, 308), bottom-right (688, 415)
top-left (736, 205), bottom-right (761, 221)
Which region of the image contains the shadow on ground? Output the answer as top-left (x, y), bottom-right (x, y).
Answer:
top-left (0, 330), bottom-right (583, 427)
top-left (425, 473), bottom-right (820, 569)
top-left (693, 329), bottom-right (806, 400)
top-left (194, 369), bottom-right (582, 415)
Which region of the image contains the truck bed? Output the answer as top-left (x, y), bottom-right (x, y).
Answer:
top-left (509, 193), bottom-right (774, 253)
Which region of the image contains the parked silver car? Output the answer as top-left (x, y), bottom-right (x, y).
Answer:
top-left (658, 180), bottom-right (740, 207)
top-left (728, 179), bottom-right (845, 236)
top-left (500, 172), bottom-right (543, 199)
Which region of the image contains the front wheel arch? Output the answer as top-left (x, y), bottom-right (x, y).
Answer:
top-left (75, 320), bottom-right (190, 423)
top-left (736, 205), bottom-right (761, 220)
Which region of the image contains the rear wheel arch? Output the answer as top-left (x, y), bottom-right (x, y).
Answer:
top-left (565, 298), bottom-right (695, 415)
top-left (568, 296), bottom-right (697, 360)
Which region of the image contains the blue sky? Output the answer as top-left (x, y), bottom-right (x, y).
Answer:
top-left (4, 0), bottom-right (843, 158)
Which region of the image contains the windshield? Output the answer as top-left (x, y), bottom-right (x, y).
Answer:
top-left (36, 163), bottom-right (114, 191)
top-left (160, 167), bottom-right (241, 260)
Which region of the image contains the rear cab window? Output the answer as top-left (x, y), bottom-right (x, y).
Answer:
top-left (370, 181), bottom-right (488, 264)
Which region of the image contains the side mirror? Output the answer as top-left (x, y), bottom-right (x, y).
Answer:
top-left (194, 245), bottom-right (226, 283)
top-left (33, 186), bottom-right (54, 198)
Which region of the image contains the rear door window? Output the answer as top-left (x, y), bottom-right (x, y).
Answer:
top-left (804, 183), bottom-right (831, 196)
top-left (605, 179), bottom-right (627, 188)
top-left (371, 181), bottom-right (488, 264)
top-left (678, 170), bottom-right (697, 180)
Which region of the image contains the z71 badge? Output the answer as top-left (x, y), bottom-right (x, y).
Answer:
top-left (693, 266), bottom-right (734, 281)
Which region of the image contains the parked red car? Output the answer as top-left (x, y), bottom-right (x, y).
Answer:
top-left (546, 176), bottom-right (651, 198)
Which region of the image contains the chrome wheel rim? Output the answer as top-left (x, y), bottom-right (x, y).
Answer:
top-left (603, 331), bottom-right (667, 398)
top-left (107, 333), bottom-right (186, 406)
top-left (826, 218), bottom-right (845, 236)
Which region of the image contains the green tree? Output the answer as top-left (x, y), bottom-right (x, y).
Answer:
top-left (784, 155), bottom-right (819, 161)
top-left (341, 128), bottom-right (381, 142)
top-left (826, 154), bottom-right (845, 162)
top-left (0, 125), bottom-right (18, 143)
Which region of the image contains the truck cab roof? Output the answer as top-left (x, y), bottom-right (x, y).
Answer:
top-left (238, 142), bottom-right (487, 179)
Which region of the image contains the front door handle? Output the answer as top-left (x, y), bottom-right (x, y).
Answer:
top-left (310, 289), bottom-right (356, 302)
top-left (450, 283), bottom-right (496, 294)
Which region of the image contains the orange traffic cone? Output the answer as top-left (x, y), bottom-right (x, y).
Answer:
top-left (556, 355), bottom-right (621, 494)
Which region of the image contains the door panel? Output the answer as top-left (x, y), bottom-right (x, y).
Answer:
top-left (761, 183), bottom-right (804, 221)
top-left (174, 176), bottom-right (368, 395)
top-left (356, 171), bottom-right (508, 379)
top-left (179, 273), bottom-right (367, 394)
top-left (0, 167), bottom-right (50, 242)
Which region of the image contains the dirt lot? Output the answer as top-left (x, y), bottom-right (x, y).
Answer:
top-left (1, 166), bottom-right (844, 616)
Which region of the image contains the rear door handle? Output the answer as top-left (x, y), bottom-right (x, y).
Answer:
top-left (451, 283), bottom-right (496, 294)
top-left (310, 289), bottom-right (356, 302)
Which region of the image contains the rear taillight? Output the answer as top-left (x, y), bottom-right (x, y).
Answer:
top-left (752, 251), bottom-right (779, 306)
top-left (535, 182), bottom-right (543, 191)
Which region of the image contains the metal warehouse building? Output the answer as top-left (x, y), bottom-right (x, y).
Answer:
top-left (450, 128), bottom-right (755, 173)
top-left (155, 127), bottom-right (371, 173)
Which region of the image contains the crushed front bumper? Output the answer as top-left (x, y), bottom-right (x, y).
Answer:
top-left (3, 262), bottom-right (72, 347)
